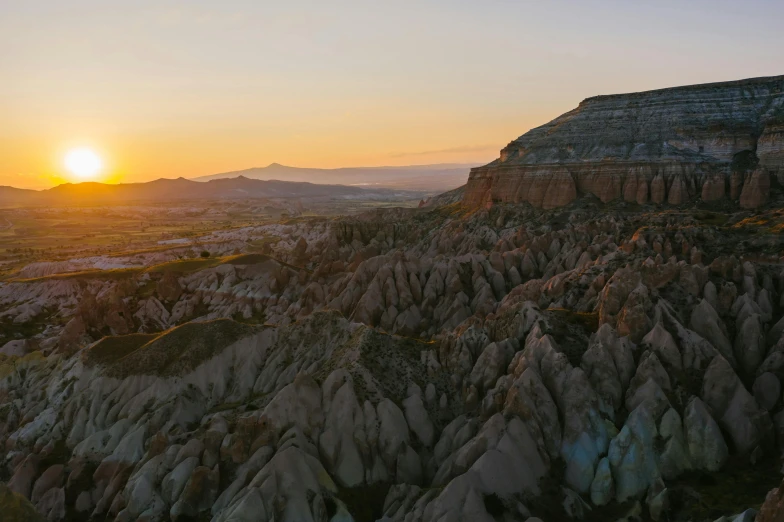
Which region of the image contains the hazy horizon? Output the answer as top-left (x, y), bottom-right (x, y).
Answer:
top-left (0, 161), bottom-right (482, 192)
top-left (2, 0), bottom-right (783, 189)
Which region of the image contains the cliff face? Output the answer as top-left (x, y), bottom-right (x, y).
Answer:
top-left (465, 75), bottom-right (784, 209)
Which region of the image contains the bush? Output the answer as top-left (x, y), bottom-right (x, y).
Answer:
top-left (200, 251), bottom-right (210, 258)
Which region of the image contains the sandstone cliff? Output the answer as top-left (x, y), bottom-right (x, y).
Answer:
top-left (465, 75), bottom-right (784, 209)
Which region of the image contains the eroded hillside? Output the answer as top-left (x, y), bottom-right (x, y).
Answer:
top-left (465, 75), bottom-right (784, 210)
top-left (0, 185), bottom-right (783, 522)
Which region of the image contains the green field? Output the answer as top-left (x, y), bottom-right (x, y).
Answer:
top-left (7, 252), bottom-right (293, 284)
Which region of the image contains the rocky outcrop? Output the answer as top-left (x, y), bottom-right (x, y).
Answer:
top-left (0, 482), bottom-right (45, 522)
top-left (701, 172), bottom-right (726, 201)
top-left (758, 121), bottom-right (784, 186)
top-left (465, 75), bottom-right (784, 208)
top-left (739, 169), bottom-right (771, 209)
top-left (759, 477), bottom-right (784, 522)
top-left (1, 192), bottom-right (783, 521)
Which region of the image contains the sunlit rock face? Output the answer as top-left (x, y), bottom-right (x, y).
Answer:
top-left (465, 75), bottom-right (784, 209)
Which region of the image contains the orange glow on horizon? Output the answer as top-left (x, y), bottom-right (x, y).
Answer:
top-left (2, 2), bottom-right (781, 190)
top-left (64, 148), bottom-right (103, 180)
top-left (3, 128), bottom-right (517, 190)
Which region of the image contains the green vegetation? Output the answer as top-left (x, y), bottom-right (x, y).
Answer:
top-left (9, 252), bottom-right (280, 283)
top-left (145, 257), bottom-right (222, 274)
top-left (83, 333), bottom-right (159, 367)
top-left (693, 210), bottom-right (729, 226)
top-left (0, 315), bottom-right (53, 346)
top-left (104, 319), bottom-right (261, 378)
top-left (0, 352), bottom-right (45, 380)
top-left (338, 483), bottom-right (391, 522)
top-left (9, 267), bottom-right (141, 283)
top-left (224, 253), bottom-right (271, 265)
top-left (432, 201), bottom-right (472, 219)
top-left (209, 401), bottom-right (243, 413)
top-left (0, 484), bottom-right (45, 521)
top-left (669, 456), bottom-right (780, 520)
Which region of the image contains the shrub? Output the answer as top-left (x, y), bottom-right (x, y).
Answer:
top-left (200, 250), bottom-right (210, 258)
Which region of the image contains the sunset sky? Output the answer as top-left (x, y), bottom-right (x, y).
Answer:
top-left (2, 0), bottom-right (783, 189)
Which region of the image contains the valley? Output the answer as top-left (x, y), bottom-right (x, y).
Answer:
top-left (1, 76), bottom-right (784, 522)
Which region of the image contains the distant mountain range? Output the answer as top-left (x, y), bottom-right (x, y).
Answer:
top-left (0, 176), bottom-right (431, 208)
top-left (0, 162), bottom-right (476, 207)
top-left (193, 163), bottom-right (479, 191)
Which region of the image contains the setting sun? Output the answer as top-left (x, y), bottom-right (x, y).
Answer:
top-left (64, 148), bottom-right (103, 180)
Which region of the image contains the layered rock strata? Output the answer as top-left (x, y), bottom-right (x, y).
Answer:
top-left (465, 75), bottom-right (784, 209)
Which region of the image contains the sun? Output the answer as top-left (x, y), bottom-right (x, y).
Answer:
top-left (64, 148), bottom-right (103, 180)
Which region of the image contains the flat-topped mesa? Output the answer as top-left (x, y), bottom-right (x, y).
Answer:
top-left (465, 75), bottom-right (784, 209)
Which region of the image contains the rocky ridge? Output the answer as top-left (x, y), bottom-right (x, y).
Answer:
top-left (465, 76), bottom-right (784, 210)
top-left (0, 194), bottom-right (783, 521)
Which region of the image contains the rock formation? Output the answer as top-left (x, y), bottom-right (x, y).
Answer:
top-left (465, 75), bottom-right (784, 209)
top-left (2, 77), bottom-right (784, 522)
top-left (1, 197), bottom-right (783, 521)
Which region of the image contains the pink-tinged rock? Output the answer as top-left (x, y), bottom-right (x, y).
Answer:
top-left (667, 175), bottom-right (686, 204)
top-left (650, 173), bottom-right (665, 204)
top-left (465, 166), bottom-right (577, 209)
top-left (36, 487), bottom-right (65, 521)
top-left (636, 176), bottom-right (649, 204)
top-left (623, 172), bottom-right (639, 202)
top-left (542, 170), bottom-right (577, 209)
top-left (701, 173), bottom-right (725, 201)
top-left (730, 170), bottom-right (744, 200)
top-left (739, 169), bottom-right (770, 209)
top-left (31, 464), bottom-right (64, 504)
top-left (170, 466), bottom-right (220, 521)
top-left (759, 476), bottom-right (784, 522)
top-left (8, 453), bottom-right (39, 498)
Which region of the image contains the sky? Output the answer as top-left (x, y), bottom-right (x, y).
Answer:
top-left (1, 0), bottom-right (783, 189)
